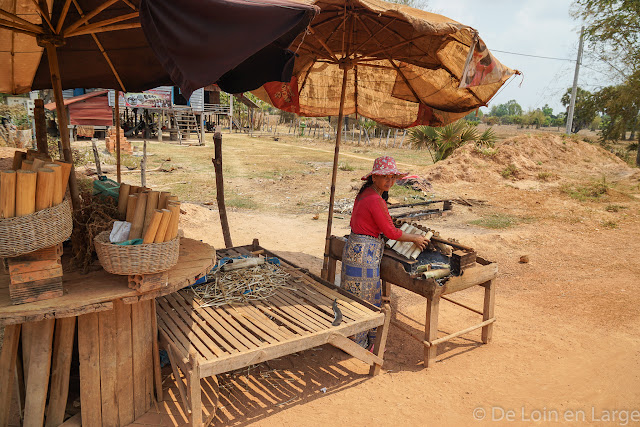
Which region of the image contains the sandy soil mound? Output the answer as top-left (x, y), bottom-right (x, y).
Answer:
top-left (425, 134), bottom-right (633, 183)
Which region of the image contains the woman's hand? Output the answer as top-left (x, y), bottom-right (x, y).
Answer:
top-left (409, 233), bottom-right (430, 250)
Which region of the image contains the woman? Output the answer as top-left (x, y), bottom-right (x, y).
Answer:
top-left (341, 156), bottom-right (430, 348)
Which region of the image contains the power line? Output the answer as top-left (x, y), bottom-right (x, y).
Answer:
top-left (491, 49), bottom-right (575, 62)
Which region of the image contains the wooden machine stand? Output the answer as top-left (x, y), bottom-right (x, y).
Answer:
top-left (326, 234), bottom-right (498, 367)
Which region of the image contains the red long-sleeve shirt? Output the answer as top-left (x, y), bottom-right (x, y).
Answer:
top-left (350, 186), bottom-right (402, 240)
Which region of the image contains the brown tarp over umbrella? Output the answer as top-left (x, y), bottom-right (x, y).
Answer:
top-left (252, 0), bottom-right (517, 277)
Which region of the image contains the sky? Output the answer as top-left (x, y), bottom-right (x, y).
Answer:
top-left (427, 0), bottom-right (614, 116)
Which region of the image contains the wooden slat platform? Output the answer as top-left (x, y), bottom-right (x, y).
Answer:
top-left (156, 244), bottom-right (389, 425)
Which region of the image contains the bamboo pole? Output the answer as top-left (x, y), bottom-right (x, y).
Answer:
top-left (54, 160), bottom-right (72, 201)
top-left (158, 191), bottom-right (170, 210)
top-left (35, 168), bottom-right (55, 211)
top-left (16, 170), bottom-right (37, 216)
top-left (117, 183), bottom-right (131, 219)
top-left (45, 163), bottom-right (63, 205)
top-left (142, 191), bottom-right (159, 236)
top-left (0, 170), bottom-right (16, 218)
top-left (125, 194), bottom-right (138, 223)
top-left (20, 160), bottom-right (33, 170)
top-left (128, 192), bottom-right (147, 239)
top-left (45, 43), bottom-right (79, 209)
top-left (154, 209), bottom-right (171, 243)
top-left (321, 65), bottom-right (349, 280)
top-left (31, 158), bottom-right (46, 171)
top-left (34, 99), bottom-right (48, 155)
top-left (212, 132), bottom-right (233, 248)
top-left (12, 151), bottom-right (25, 170)
top-left (165, 201), bottom-right (180, 242)
top-left (142, 209), bottom-right (163, 244)
top-left (115, 90), bottom-right (121, 183)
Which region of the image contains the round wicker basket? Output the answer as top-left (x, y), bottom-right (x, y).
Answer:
top-left (94, 230), bottom-right (180, 275)
top-left (0, 198), bottom-right (73, 258)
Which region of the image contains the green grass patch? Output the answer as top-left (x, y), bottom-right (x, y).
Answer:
top-left (474, 146), bottom-right (498, 157)
top-left (601, 220), bottom-right (618, 229)
top-left (501, 163), bottom-right (519, 179)
top-left (338, 162), bottom-right (355, 171)
top-left (389, 184), bottom-right (424, 200)
top-left (469, 214), bottom-right (533, 229)
top-left (605, 204), bottom-right (627, 212)
top-left (561, 178), bottom-right (610, 201)
top-left (226, 193), bottom-right (258, 210)
top-left (537, 172), bottom-right (555, 182)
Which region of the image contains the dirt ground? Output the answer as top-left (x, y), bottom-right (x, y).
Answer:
top-left (4, 128), bottom-right (640, 426)
top-left (140, 131), bottom-right (640, 426)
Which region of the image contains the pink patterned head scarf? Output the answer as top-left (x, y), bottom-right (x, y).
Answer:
top-left (361, 156), bottom-right (408, 180)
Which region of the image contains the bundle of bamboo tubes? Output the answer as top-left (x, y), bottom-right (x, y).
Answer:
top-left (386, 223), bottom-right (433, 260)
top-left (0, 150), bottom-right (72, 219)
top-left (117, 183), bottom-right (181, 243)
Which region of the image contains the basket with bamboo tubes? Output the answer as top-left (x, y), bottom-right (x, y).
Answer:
top-left (94, 184), bottom-right (182, 275)
top-left (0, 154), bottom-right (73, 257)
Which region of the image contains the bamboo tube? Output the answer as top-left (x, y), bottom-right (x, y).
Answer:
top-left (117, 183), bottom-right (131, 219)
top-left (26, 149), bottom-right (37, 160)
top-left (45, 163), bottom-right (63, 205)
top-left (128, 192), bottom-right (147, 239)
top-left (54, 160), bottom-right (72, 201)
top-left (16, 170), bottom-right (37, 216)
top-left (125, 194), bottom-right (138, 223)
top-left (142, 209), bottom-right (163, 244)
top-left (31, 158), bottom-right (46, 171)
top-left (35, 168), bottom-right (55, 211)
top-left (164, 202), bottom-right (181, 242)
top-left (12, 151), bottom-right (25, 170)
top-left (20, 160), bottom-right (33, 170)
top-left (166, 195), bottom-right (178, 205)
top-left (158, 192), bottom-right (170, 209)
top-left (142, 191), bottom-right (159, 236)
top-left (130, 185), bottom-right (141, 194)
top-left (154, 209), bottom-right (172, 243)
top-left (0, 170), bottom-right (16, 218)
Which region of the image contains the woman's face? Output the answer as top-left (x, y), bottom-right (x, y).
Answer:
top-left (372, 174), bottom-right (397, 192)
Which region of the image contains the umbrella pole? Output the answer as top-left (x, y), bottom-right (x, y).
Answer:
top-left (45, 44), bottom-right (80, 210)
top-left (321, 65), bottom-right (349, 280)
top-left (115, 90), bottom-right (121, 183)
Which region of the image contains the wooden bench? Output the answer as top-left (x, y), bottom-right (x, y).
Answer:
top-left (156, 242), bottom-right (390, 426)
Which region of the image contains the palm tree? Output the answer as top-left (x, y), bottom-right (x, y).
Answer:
top-left (409, 120), bottom-right (496, 162)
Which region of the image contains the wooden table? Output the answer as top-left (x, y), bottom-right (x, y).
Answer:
top-left (0, 238), bottom-right (215, 427)
top-left (326, 235), bottom-right (498, 368)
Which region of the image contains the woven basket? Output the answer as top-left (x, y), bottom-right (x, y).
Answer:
top-left (0, 198), bottom-right (73, 258)
top-left (94, 230), bottom-right (180, 275)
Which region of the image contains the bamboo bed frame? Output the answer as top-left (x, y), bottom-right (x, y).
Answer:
top-left (156, 241), bottom-right (390, 426)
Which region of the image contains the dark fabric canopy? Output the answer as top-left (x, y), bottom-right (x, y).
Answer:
top-left (15, 0), bottom-right (316, 96)
top-left (139, 0), bottom-right (317, 98)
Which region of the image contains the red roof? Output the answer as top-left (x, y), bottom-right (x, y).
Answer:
top-left (44, 90), bottom-right (109, 110)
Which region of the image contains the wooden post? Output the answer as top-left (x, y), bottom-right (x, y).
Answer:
top-left (44, 43), bottom-right (79, 209)
top-left (141, 140), bottom-right (147, 187)
top-left (91, 139), bottom-right (102, 177)
top-left (424, 297), bottom-right (440, 367)
top-left (321, 65), bottom-right (349, 279)
top-left (188, 350), bottom-right (202, 426)
top-left (212, 131), bottom-right (233, 248)
top-left (23, 318), bottom-right (55, 427)
top-left (0, 324), bottom-right (21, 426)
top-left (45, 317), bottom-right (76, 427)
top-left (115, 90), bottom-right (122, 183)
top-left (481, 280), bottom-right (495, 343)
top-left (369, 303), bottom-right (391, 376)
top-left (34, 99), bottom-right (48, 155)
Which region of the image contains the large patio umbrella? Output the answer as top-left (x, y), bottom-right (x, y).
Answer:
top-left (0, 0), bottom-right (317, 206)
top-left (252, 0), bottom-right (517, 277)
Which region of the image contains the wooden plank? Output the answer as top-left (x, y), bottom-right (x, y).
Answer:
top-left (265, 294), bottom-right (324, 332)
top-left (166, 345), bottom-right (189, 414)
top-left (59, 412), bottom-right (81, 426)
top-left (180, 292), bottom-right (259, 350)
top-left (230, 302), bottom-right (292, 341)
top-left (220, 304), bottom-right (279, 345)
top-left (442, 263), bottom-right (498, 295)
top-left (208, 304), bottom-right (264, 348)
top-left (45, 317), bottom-right (76, 427)
top-left (156, 298), bottom-right (216, 359)
top-left (8, 260), bottom-right (61, 282)
top-left (21, 321), bottom-right (34, 385)
top-left (23, 318), bottom-right (55, 427)
top-left (9, 278), bottom-right (63, 305)
top-left (424, 297), bottom-right (440, 368)
top-left (291, 284), bottom-right (359, 322)
top-left (250, 299), bottom-right (308, 336)
top-left (199, 313), bottom-right (384, 378)
top-left (369, 303), bottom-right (391, 376)
top-left (164, 294), bottom-right (226, 357)
top-left (78, 312), bottom-right (102, 427)
top-left (174, 292), bottom-right (248, 352)
top-left (481, 280), bottom-right (496, 344)
top-left (114, 300), bottom-right (134, 426)
top-left (0, 324), bottom-right (21, 427)
top-left (141, 299), bottom-right (154, 413)
top-left (273, 289), bottom-right (334, 327)
top-left (98, 309), bottom-right (118, 426)
top-left (157, 310), bottom-right (193, 360)
top-left (151, 301), bottom-right (163, 402)
top-left (131, 301), bottom-right (146, 419)
top-left (431, 318), bottom-right (496, 346)
top-left (188, 351), bottom-right (203, 426)
top-left (328, 334), bottom-right (382, 366)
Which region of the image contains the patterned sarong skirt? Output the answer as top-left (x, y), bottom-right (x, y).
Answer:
top-left (340, 233), bottom-right (383, 347)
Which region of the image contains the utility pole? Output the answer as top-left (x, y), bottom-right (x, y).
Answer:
top-left (566, 26), bottom-right (585, 134)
